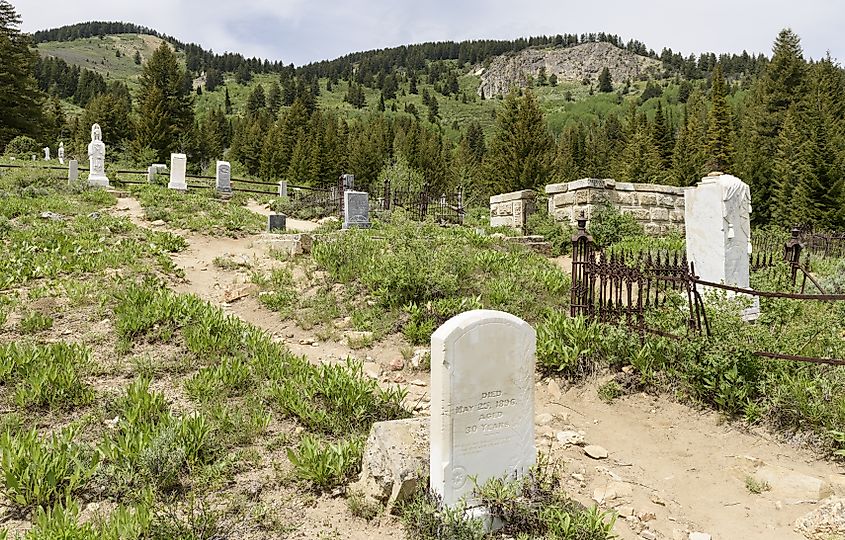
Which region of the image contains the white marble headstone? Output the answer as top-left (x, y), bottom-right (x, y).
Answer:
top-left (58, 142), bottom-right (65, 165)
top-left (430, 310), bottom-right (536, 512)
top-left (168, 153), bottom-right (187, 191)
top-left (43, 147), bottom-right (50, 161)
top-left (87, 124), bottom-right (110, 188)
top-left (685, 173), bottom-right (758, 318)
top-left (216, 160), bottom-right (231, 193)
top-left (278, 180), bottom-right (288, 197)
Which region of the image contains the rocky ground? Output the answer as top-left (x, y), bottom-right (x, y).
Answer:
top-left (105, 196), bottom-right (845, 539)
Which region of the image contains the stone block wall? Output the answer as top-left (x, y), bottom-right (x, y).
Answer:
top-left (544, 178), bottom-right (686, 235)
top-left (489, 189), bottom-right (536, 232)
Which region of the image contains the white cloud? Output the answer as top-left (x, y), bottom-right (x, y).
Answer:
top-left (15, 0), bottom-right (845, 65)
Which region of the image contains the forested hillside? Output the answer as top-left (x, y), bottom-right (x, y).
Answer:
top-left (2, 0), bottom-right (844, 228)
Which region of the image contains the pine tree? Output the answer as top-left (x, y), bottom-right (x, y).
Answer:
top-left (652, 101), bottom-right (674, 168)
top-left (224, 88), bottom-right (232, 114)
top-left (549, 74), bottom-right (558, 87)
top-left (245, 85), bottom-right (266, 117)
top-left (0, 0), bottom-right (44, 148)
top-left (598, 67), bottom-right (613, 93)
top-left (135, 42), bottom-right (194, 160)
top-left (485, 89), bottom-right (554, 193)
top-left (133, 50), bottom-right (141, 65)
top-left (771, 105), bottom-right (807, 226)
top-left (705, 63), bottom-right (733, 172)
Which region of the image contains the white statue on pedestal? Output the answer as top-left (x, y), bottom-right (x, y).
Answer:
top-left (58, 142), bottom-right (65, 165)
top-left (87, 124), bottom-right (110, 188)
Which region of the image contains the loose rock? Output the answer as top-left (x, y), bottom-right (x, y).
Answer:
top-left (557, 430), bottom-right (585, 446)
top-left (584, 445), bottom-right (609, 459)
top-left (548, 378), bottom-right (562, 400)
top-left (688, 533), bottom-right (712, 540)
top-left (795, 497), bottom-right (845, 540)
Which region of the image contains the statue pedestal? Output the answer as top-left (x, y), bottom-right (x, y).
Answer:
top-left (88, 173), bottom-right (110, 188)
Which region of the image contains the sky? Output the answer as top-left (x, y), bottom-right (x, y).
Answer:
top-left (15, 0), bottom-right (845, 66)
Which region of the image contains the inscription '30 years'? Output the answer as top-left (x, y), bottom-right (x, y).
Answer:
top-left (445, 390), bottom-right (519, 435)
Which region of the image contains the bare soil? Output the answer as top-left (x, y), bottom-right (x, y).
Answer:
top-left (100, 197), bottom-right (845, 538)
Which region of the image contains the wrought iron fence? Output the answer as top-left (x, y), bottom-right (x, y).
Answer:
top-left (380, 179), bottom-right (465, 224)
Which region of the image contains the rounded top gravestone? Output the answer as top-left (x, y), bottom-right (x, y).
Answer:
top-left (430, 310), bottom-right (536, 511)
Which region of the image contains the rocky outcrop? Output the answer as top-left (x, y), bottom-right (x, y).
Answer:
top-left (478, 42), bottom-right (662, 97)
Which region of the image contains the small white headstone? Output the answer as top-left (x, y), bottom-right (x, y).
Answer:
top-left (216, 161), bottom-right (231, 193)
top-left (278, 180), bottom-right (288, 197)
top-left (343, 191), bottom-right (370, 229)
top-left (168, 153), bottom-right (187, 191)
top-left (430, 310), bottom-right (537, 513)
top-left (685, 173), bottom-right (758, 319)
top-left (43, 147), bottom-right (50, 161)
top-left (58, 142), bottom-right (64, 165)
top-left (68, 159), bottom-right (78, 183)
top-left (87, 124), bottom-right (110, 188)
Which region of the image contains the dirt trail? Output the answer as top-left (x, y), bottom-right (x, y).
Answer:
top-left (110, 195), bottom-right (845, 540)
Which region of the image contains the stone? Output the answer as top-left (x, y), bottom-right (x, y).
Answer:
top-left (410, 349), bottom-right (429, 369)
top-left (168, 153), bottom-right (188, 190)
top-left (389, 358), bottom-right (405, 371)
top-left (343, 190), bottom-right (370, 229)
top-left (548, 378), bottom-right (562, 400)
top-left (87, 124), bottom-right (110, 188)
top-left (341, 173), bottom-right (355, 191)
top-left (688, 533), bottom-right (711, 540)
top-left (592, 481), bottom-right (632, 503)
top-left (684, 174), bottom-right (758, 320)
top-left (267, 214), bottom-right (286, 232)
top-left (536, 413), bottom-right (554, 426)
top-left (430, 310), bottom-right (536, 510)
top-left (640, 531), bottom-right (657, 540)
top-left (650, 207), bottom-right (670, 222)
top-left (43, 146), bottom-right (50, 160)
top-left (147, 163), bottom-right (167, 184)
top-left (556, 431), bottom-right (585, 446)
top-left (215, 161), bottom-right (231, 193)
top-left (58, 142), bottom-right (64, 165)
top-left (259, 233), bottom-right (313, 256)
top-left (67, 160), bottom-right (78, 183)
top-left (754, 464), bottom-right (833, 501)
top-left (584, 445), bottom-right (609, 459)
top-left (278, 180), bottom-right (288, 197)
top-left (637, 511), bottom-right (657, 522)
top-left (795, 497), bottom-right (845, 539)
top-left (350, 417), bottom-right (429, 509)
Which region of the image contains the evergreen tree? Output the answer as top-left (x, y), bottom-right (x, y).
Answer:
top-left (771, 105), bottom-right (807, 226)
top-left (224, 87), bottom-right (232, 114)
top-left (133, 50), bottom-right (141, 65)
top-left (537, 67), bottom-right (548, 86)
top-left (135, 42), bottom-right (194, 160)
top-left (235, 64), bottom-right (252, 85)
top-left (409, 71), bottom-right (418, 94)
top-left (0, 0), bottom-right (45, 148)
top-left (549, 74), bottom-right (558, 87)
top-left (705, 63), bottom-right (733, 172)
top-left (598, 67), bottom-right (613, 93)
top-left (485, 89), bottom-right (554, 192)
top-left (245, 84), bottom-right (266, 117)
top-left (267, 82), bottom-right (281, 116)
top-left (652, 100), bottom-right (674, 167)
top-left (205, 68), bottom-right (223, 92)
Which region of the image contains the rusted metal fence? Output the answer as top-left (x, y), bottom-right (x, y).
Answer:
top-left (571, 219), bottom-right (845, 366)
top-left (381, 179), bottom-right (465, 224)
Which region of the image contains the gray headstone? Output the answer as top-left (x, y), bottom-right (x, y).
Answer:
top-left (342, 173), bottom-right (355, 191)
top-left (68, 160), bottom-right (79, 183)
top-left (148, 164), bottom-right (167, 183)
top-left (216, 160), bottom-right (232, 193)
top-left (43, 147), bottom-right (50, 161)
top-left (268, 214), bottom-right (286, 232)
top-left (343, 191), bottom-right (370, 229)
top-left (278, 180), bottom-right (288, 197)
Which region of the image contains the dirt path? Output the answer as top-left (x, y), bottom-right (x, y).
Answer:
top-left (110, 195), bottom-right (845, 540)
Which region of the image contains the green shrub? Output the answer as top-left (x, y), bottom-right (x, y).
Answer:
top-left (4, 135), bottom-right (38, 156)
top-left (588, 205), bottom-right (644, 247)
top-left (0, 427), bottom-right (97, 510)
top-left (287, 435), bottom-right (364, 490)
top-left (0, 342), bottom-right (93, 410)
top-left (526, 208), bottom-right (573, 256)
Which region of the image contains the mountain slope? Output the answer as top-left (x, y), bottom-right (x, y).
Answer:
top-left (480, 42), bottom-right (662, 97)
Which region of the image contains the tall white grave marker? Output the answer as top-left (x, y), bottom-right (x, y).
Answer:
top-left (43, 147), bottom-right (50, 161)
top-left (168, 153), bottom-right (187, 191)
top-left (430, 310), bottom-right (536, 514)
top-left (87, 124), bottom-right (110, 188)
top-left (685, 172), bottom-right (758, 319)
top-left (58, 142), bottom-right (65, 165)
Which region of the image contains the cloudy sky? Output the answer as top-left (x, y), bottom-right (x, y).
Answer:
top-left (15, 0), bottom-right (844, 66)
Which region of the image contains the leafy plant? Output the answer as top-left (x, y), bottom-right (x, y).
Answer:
top-left (287, 435), bottom-right (364, 490)
top-left (19, 312), bottom-right (54, 334)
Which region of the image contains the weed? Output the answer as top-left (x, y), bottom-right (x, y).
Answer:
top-left (287, 435), bottom-right (364, 491)
top-left (597, 381), bottom-right (622, 403)
top-left (0, 427), bottom-right (98, 511)
top-left (347, 489), bottom-right (383, 521)
top-left (744, 475), bottom-right (771, 494)
top-left (0, 342), bottom-right (94, 410)
top-left (400, 488), bottom-right (486, 540)
top-left (588, 205), bottom-right (644, 247)
top-left (212, 255), bottom-right (251, 271)
top-left (147, 494), bottom-right (230, 540)
top-left (19, 312), bottom-right (54, 334)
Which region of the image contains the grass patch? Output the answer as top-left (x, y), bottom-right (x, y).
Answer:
top-left (133, 185), bottom-right (265, 237)
top-left (0, 342), bottom-right (94, 410)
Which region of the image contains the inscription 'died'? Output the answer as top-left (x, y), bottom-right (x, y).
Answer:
top-left (445, 389), bottom-right (522, 439)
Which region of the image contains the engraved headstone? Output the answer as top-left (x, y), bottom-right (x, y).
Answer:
top-left (87, 124), bottom-right (110, 188)
top-left (43, 147), bottom-right (50, 161)
top-left (341, 173), bottom-right (355, 191)
top-left (685, 173), bottom-right (758, 320)
top-left (278, 180), bottom-right (288, 197)
top-left (268, 214), bottom-right (286, 232)
top-left (216, 160), bottom-right (231, 193)
top-left (147, 163), bottom-right (167, 184)
top-left (58, 142), bottom-right (64, 165)
top-left (168, 153), bottom-right (187, 191)
top-left (430, 310), bottom-right (537, 514)
top-left (343, 191), bottom-right (370, 229)
top-left (68, 159), bottom-right (78, 183)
